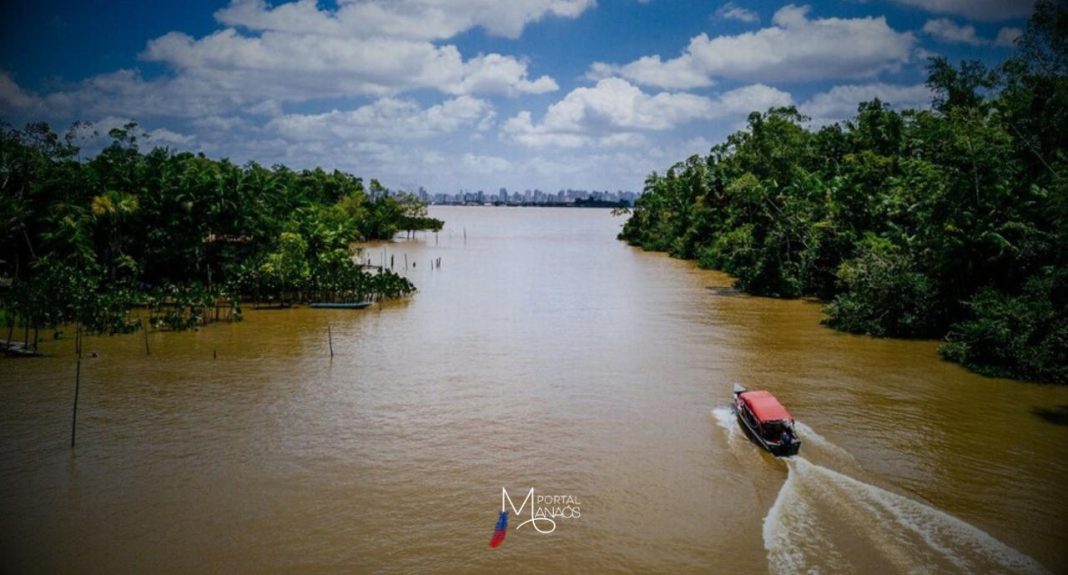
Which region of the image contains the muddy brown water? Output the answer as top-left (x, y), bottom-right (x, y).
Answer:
top-left (2, 206), bottom-right (1066, 574)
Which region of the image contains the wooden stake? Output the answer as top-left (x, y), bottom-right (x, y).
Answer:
top-left (71, 325), bottom-right (82, 449)
top-left (142, 317), bottom-right (150, 355)
top-left (328, 323), bottom-right (334, 358)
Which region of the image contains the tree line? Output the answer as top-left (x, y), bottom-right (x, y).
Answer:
top-left (620, 2), bottom-right (1067, 383)
top-left (1, 121), bottom-right (444, 344)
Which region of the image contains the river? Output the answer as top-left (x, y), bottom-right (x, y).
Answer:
top-left (2, 206), bottom-right (1066, 574)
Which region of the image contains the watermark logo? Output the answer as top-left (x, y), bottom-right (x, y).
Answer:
top-left (489, 488), bottom-right (581, 548)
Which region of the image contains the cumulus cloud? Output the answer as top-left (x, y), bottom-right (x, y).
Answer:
top-left (267, 96), bottom-right (494, 142)
top-left (449, 54), bottom-right (559, 96)
top-left (891, 0), bottom-right (1034, 21)
top-left (995, 26), bottom-right (1023, 47)
top-left (215, 0), bottom-right (596, 41)
top-left (716, 2), bottom-right (759, 23)
top-left (801, 82), bottom-right (933, 126)
top-left (141, 28), bottom-right (556, 99)
top-left (1, 69), bottom-right (248, 121)
top-left (592, 4), bottom-right (915, 89)
top-left (4, 0), bottom-right (571, 124)
top-left (922, 18), bottom-right (984, 45)
top-left (59, 116), bottom-right (198, 158)
top-left (463, 153), bottom-right (513, 174)
top-left (0, 73), bottom-right (38, 111)
top-left (502, 78), bottom-right (792, 147)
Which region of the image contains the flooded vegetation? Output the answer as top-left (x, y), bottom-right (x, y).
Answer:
top-left (619, 5), bottom-right (1068, 384)
top-left (0, 122), bottom-right (437, 344)
top-left (2, 207), bottom-right (1066, 573)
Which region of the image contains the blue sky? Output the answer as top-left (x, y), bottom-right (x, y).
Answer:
top-left (0, 0), bottom-right (1034, 193)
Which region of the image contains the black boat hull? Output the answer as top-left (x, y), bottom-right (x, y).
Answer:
top-left (733, 403), bottom-right (801, 457)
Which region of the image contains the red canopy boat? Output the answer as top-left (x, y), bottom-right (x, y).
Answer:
top-left (732, 384), bottom-right (801, 456)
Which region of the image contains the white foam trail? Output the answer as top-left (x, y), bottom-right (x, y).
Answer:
top-left (713, 405), bottom-right (770, 462)
top-left (793, 420), bottom-right (860, 470)
top-left (712, 406), bottom-right (737, 437)
top-left (764, 457), bottom-right (1049, 575)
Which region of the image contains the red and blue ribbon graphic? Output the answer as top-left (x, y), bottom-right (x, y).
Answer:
top-left (489, 511), bottom-right (508, 548)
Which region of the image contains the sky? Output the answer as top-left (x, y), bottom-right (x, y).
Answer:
top-left (0, 0), bottom-right (1035, 194)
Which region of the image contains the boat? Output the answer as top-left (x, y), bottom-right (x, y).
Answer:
top-left (309, 302), bottom-right (373, 309)
top-left (732, 384), bottom-right (801, 457)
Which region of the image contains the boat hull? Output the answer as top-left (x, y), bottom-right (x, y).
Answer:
top-left (733, 400), bottom-right (801, 457)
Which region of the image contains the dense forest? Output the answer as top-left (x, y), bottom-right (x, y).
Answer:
top-left (1, 121), bottom-right (443, 341)
top-left (620, 2), bottom-right (1067, 383)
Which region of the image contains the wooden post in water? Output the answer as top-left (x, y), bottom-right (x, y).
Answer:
top-left (390, 255), bottom-right (394, 270)
top-left (213, 349), bottom-right (217, 360)
top-left (142, 317), bottom-right (150, 355)
top-left (328, 323), bottom-right (334, 358)
top-left (404, 254), bottom-right (408, 270)
top-left (71, 325), bottom-right (82, 449)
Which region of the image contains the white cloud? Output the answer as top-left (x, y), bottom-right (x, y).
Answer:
top-left (59, 116), bottom-right (198, 158)
top-left (3, 0), bottom-right (572, 124)
top-left (449, 54), bottom-right (559, 96)
top-left (995, 26), bottom-right (1023, 47)
top-left (3, 69), bottom-right (245, 120)
top-left (891, 0), bottom-right (1034, 21)
top-left (716, 2), bottom-right (759, 23)
top-left (593, 4), bottom-right (915, 89)
top-left (142, 29), bottom-right (555, 99)
top-left (268, 96), bottom-right (494, 142)
top-left (215, 0), bottom-right (596, 41)
top-left (922, 18), bottom-right (984, 45)
top-left (502, 78), bottom-right (792, 148)
top-left (0, 73), bottom-right (38, 111)
top-left (463, 153), bottom-right (513, 174)
top-left (801, 82), bottom-right (933, 126)
top-left (716, 83), bottom-right (796, 116)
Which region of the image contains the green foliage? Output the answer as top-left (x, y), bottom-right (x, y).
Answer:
top-left (824, 238), bottom-right (939, 337)
top-left (941, 268), bottom-right (1067, 383)
top-left (0, 120), bottom-right (431, 337)
top-left (621, 1), bottom-right (1068, 383)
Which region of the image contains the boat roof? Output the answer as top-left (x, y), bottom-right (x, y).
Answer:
top-left (740, 390), bottom-right (792, 422)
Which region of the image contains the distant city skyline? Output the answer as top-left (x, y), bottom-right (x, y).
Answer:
top-left (414, 186), bottom-right (637, 206)
top-left (0, 0), bottom-right (1033, 192)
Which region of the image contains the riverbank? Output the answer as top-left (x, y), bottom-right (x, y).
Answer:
top-left (2, 206), bottom-right (1065, 573)
top-left (618, 35), bottom-right (1067, 383)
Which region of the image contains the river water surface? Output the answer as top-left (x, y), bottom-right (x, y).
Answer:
top-left (2, 206), bottom-right (1067, 574)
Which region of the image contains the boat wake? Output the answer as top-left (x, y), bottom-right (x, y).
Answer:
top-left (711, 406), bottom-right (737, 438)
top-left (712, 406), bottom-right (764, 462)
top-left (791, 420), bottom-right (861, 472)
top-left (713, 407), bottom-right (1048, 573)
top-left (764, 456), bottom-right (1049, 575)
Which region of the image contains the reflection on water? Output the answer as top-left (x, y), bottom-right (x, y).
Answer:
top-left (1, 206), bottom-right (1067, 573)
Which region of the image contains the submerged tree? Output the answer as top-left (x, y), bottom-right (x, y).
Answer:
top-left (0, 120), bottom-right (435, 339)
top-left (620, 1), bottom-right (1068, 383)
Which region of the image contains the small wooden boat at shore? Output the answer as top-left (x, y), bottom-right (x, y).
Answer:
top-left (732, 384), bottom-right (801, 457)
top-left (309, 302), bottom-right (373, 309)
top-left (2, 340), bottom-right (42, 357)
